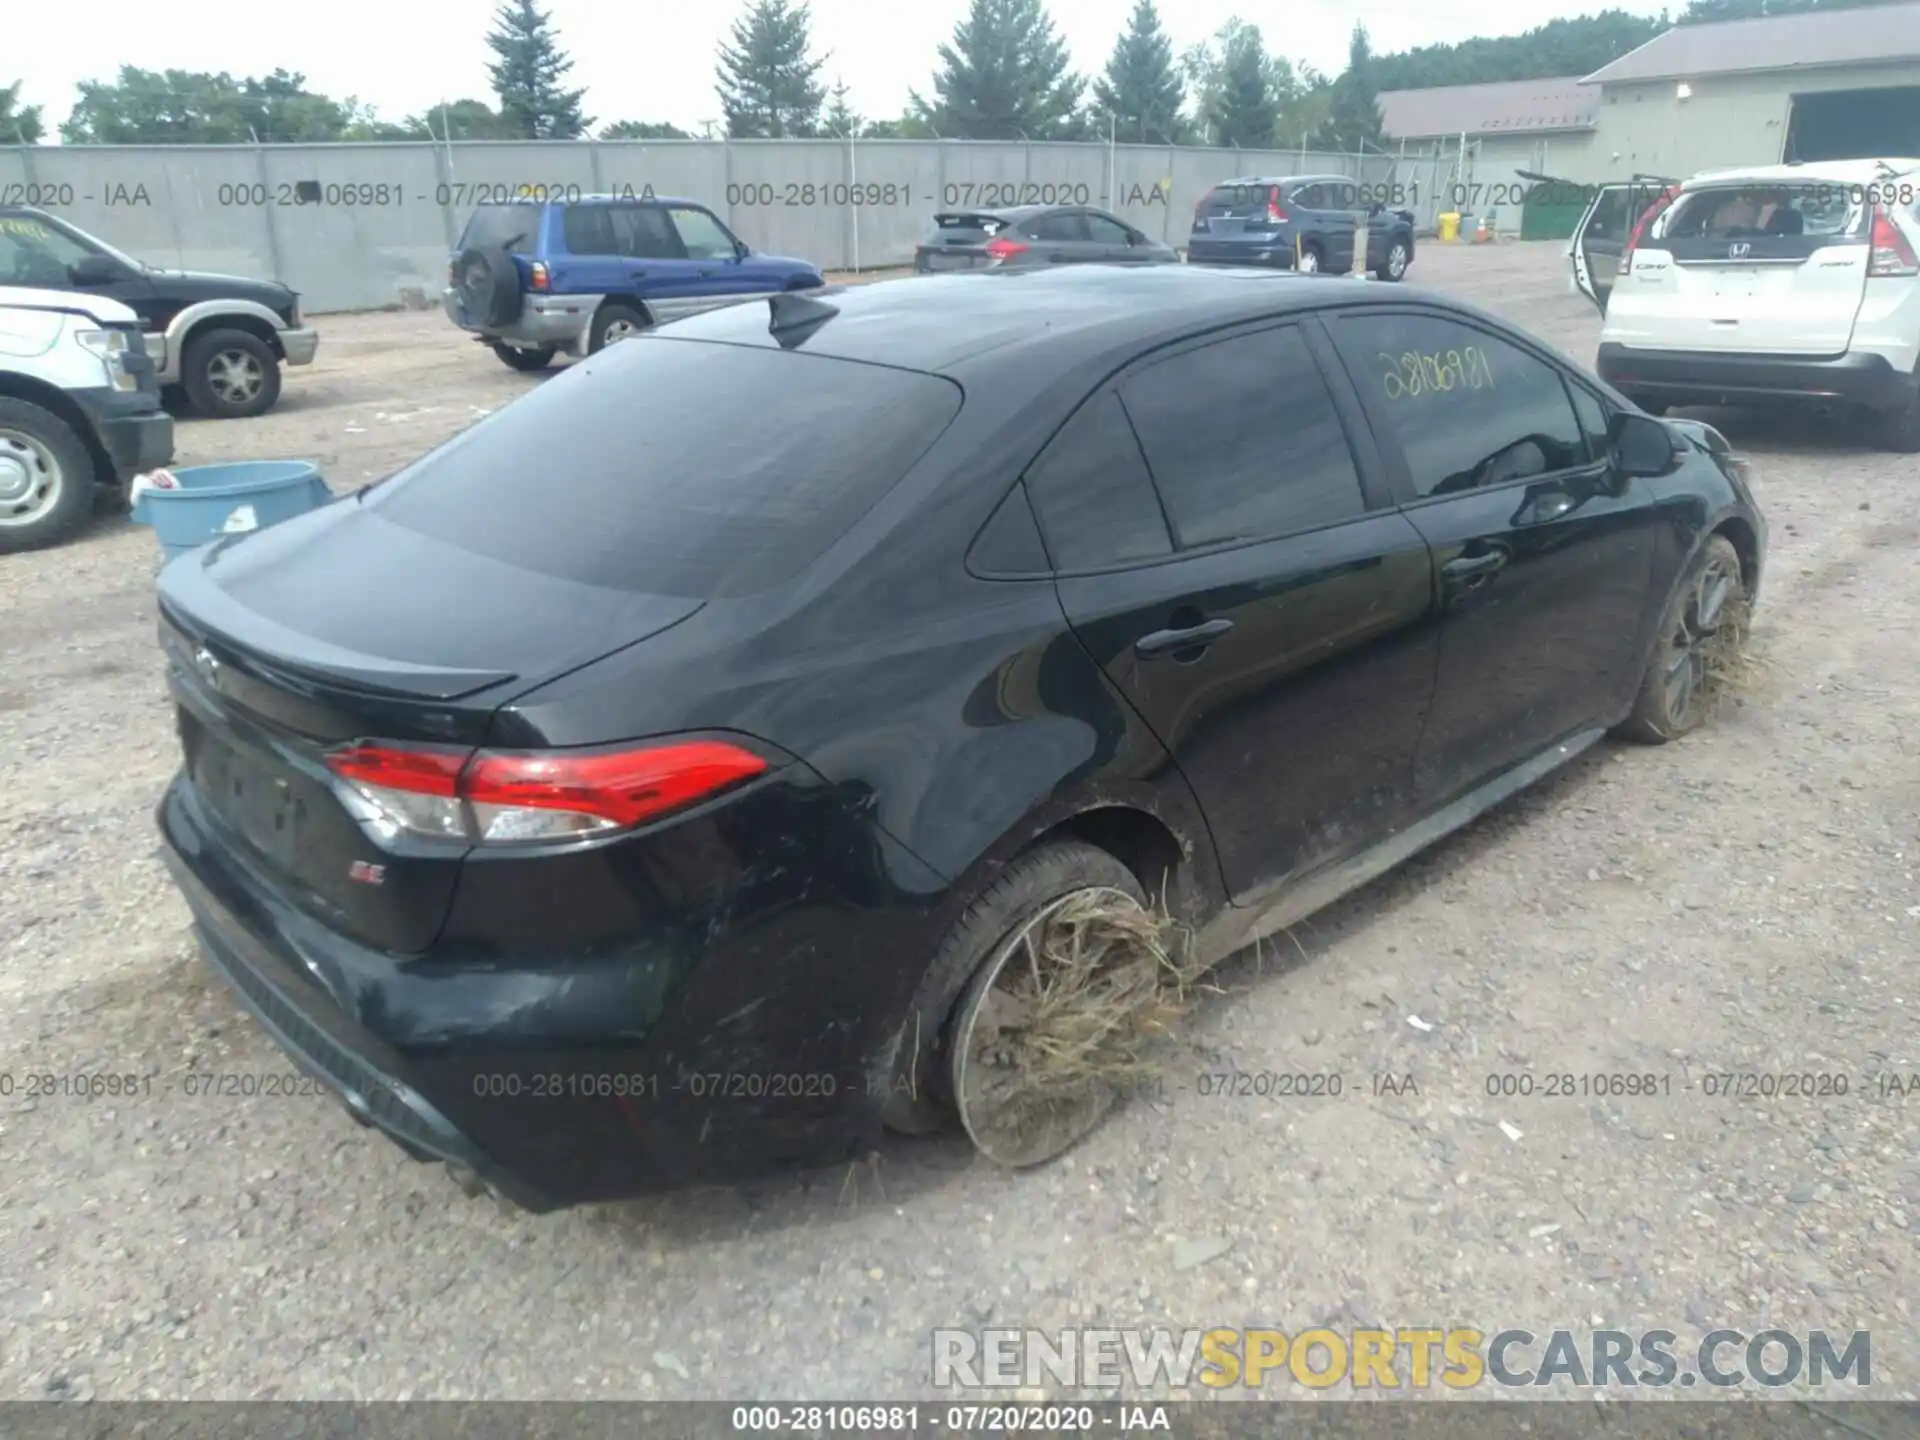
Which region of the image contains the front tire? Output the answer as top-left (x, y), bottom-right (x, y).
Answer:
top-left (0, 398), bottom-right (96, 554)
top-left (588, 303), bottom-right (650, 354)
top-left (882, 840), bottom-right (1149, 1161)
top-left (181, 327), bottom-right (281, 419)
top-left (1614, 535), bottom-right (1747, 744)
top-left (492, 343), bottom-right (556, 372)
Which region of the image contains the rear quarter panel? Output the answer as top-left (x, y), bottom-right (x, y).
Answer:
top-left (497, 388), bottom-right (1227, 918)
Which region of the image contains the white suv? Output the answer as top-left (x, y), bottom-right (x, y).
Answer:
top-left (2, 285), bottom-right (174, 552)
top-left (1574, 158), bottom-right (1920, 452)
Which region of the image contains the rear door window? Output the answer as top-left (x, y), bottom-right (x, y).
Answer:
top-left (611, 204), bottom-right (683, 259)
top-left (1118, 325), bottom-right (1367, 549)
top-left (1024, 391), bottom-right (1173, 571)
top-left (1027, 211), bottom-right (1088, 242)
top-left (369, 343), bottom-right (962, 598)
top-left (460, 203), bottom-right (541, 256)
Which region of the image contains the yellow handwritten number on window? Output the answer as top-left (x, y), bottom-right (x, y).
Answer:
top-left (1378, 345), bottom-right (1495, 401)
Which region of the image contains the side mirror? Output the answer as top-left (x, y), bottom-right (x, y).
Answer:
top-left (69, 254), bottom-right (123, 286)
top-left (1610, 411), bottom-right (1679, 477)
top-left (734, 239), bottom-right (750, 260)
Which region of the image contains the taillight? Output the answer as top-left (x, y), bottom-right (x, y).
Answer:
top-left (1618, 186), bottom-right (1679, 276)
top-left (529, 261), bottom-right (550, 292)
top-left (984, 237), bottom-right (1028, 262)
top-left (1266, 186), bottom-right (1288, 224)
top-left (1867, 204), bottom-right (1919, 277)
top-left (324, 738), bottom-right (770, 846)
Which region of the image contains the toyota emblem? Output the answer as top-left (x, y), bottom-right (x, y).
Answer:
top-left (1727, 241), bottom-right (1750, 260)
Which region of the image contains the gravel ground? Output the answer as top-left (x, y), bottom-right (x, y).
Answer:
top-left (1, 244), bottom-right (1917, 1404)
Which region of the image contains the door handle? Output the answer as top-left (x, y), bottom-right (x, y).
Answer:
top-left (1441, 551), bottom-right (1508, 584)
top-left (1135, 618), bottom-right (1234, 657)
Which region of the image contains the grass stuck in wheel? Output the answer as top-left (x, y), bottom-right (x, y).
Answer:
top-left (950, 885), bottom-right (1201, 1168)
top-left (1699, 592), bottom-right (1771, 706)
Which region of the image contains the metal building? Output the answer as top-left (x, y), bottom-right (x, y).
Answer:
top-left (1580, 0), bottom-right (1920, 175)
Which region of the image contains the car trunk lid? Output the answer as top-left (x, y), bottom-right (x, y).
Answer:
top-left (157, 336), bottom-right (962, 957)
top-left (1614, 182), bottom-right (1873, 355)
top-left (920, 213), bottom-right (1010, 270)
top-left (157, 500), bottom-right (702, 954)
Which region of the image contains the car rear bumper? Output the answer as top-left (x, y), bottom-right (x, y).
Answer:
top-left (155, 762), bottom-right (947, 1210)
top-left (69, 386), bottom-right (174, 478)
top-left (1186, 243), bottom-right (1295, 268)
top-left (444, 288), bottom-right (601, 350)
top-left (1597, 343), bottom-right (1920, 413)
top-left (278, 326), bottom-right (319, 367)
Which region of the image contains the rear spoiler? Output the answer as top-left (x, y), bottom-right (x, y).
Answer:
top-left (933, 212), bottom-right (1006, 233)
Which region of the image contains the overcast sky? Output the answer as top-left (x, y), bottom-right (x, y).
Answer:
top-left (13, 0), bottom-right (1672, 138)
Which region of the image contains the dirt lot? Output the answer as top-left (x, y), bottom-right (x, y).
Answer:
top-left (2, 244), bottom-right (1917, 1403)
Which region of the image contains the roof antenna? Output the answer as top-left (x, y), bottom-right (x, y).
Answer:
top-left (767, 291), bottom-right (840, 347)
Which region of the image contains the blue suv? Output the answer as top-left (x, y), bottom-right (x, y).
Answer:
top-left (443, 194), bottom-right (826, 370)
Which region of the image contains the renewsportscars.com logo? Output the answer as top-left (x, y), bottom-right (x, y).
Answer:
top-left (931, 1327), bottom-right (1873, 1392)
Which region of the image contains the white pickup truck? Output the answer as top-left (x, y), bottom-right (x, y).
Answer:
top-left (1, 285), bottom-right (175, 552)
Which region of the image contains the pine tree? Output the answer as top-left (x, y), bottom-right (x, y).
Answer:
top-left (2, 80), bottom-right (46, 143)
top-left (821, 79), bottom-right (862, 137)
top-left (1092, 0), bottom-right (1186, 144)
top-left (1313, 24), bottom-right (1385, 153)
top-left (715, 0), bottom-right (829, 139)
top-left (911, 0), bottom-right (1085, 141)
top-left (485, 0), bottom-right (591, 139)
top-left (1208, 23), bottom-right (1276, 149)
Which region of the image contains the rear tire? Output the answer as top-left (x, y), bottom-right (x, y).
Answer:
top-left (881, 839), bottom-right (1145, 1146)
top-left (182, 327), bottom-right (281, 419)
top-left (1295, 243), bottom-right (1323, 274)
top-left (1871, 386), bottom-right (1920, 454)
top-left (0, 398), bottom-right (96, 554)
top-left (588, 303), bottom-right (650, 353)
top-left (491, 343), bottom-right (556, 372)
top-left (1614, 535), bottom-right (1747, 745)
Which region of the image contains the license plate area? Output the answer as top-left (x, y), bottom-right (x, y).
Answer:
top-left (182, 708), bottom-right (305, 868)
top-left (927, 251), bottom-right (977, 269)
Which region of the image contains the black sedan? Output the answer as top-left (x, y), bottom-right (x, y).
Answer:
top-left (915, 204), bottom-right (1179, 271)
top-left (153, 266), bottom-right (1765, 1211)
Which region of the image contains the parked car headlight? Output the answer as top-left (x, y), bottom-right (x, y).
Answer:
top-left (75, 328), bottom-right (139, 391)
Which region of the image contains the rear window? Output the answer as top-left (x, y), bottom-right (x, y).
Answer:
top-left (1660, 184), bottom-right (1865, 242)
top-left (926, 212), bottom-right (1009, 241)
top-left (459, 203), bottom-right (540, 256)
top-left (369, 341), bottom-right (962, 598)
top-left (1198, 185), bottom-right (1270, 217)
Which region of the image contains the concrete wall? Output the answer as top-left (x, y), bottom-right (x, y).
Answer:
top-left (1590, 61), bottom-right (1920, 178)
top-left (1, 139), bottom-right (1431, 314)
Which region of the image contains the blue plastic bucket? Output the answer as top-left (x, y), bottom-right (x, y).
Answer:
top-left (130, 460), bottom-right (333, 559)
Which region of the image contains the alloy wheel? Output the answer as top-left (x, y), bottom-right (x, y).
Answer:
top-left (949, 885), bottom-right (1162, 1168)
top-left (1660, 548), bottom-right (1743, 731)
top-left (207, 348), bottom-right (265, 406)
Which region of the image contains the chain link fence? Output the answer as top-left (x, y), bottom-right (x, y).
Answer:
top-left (2, 137), bottom-right (1486, 313)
